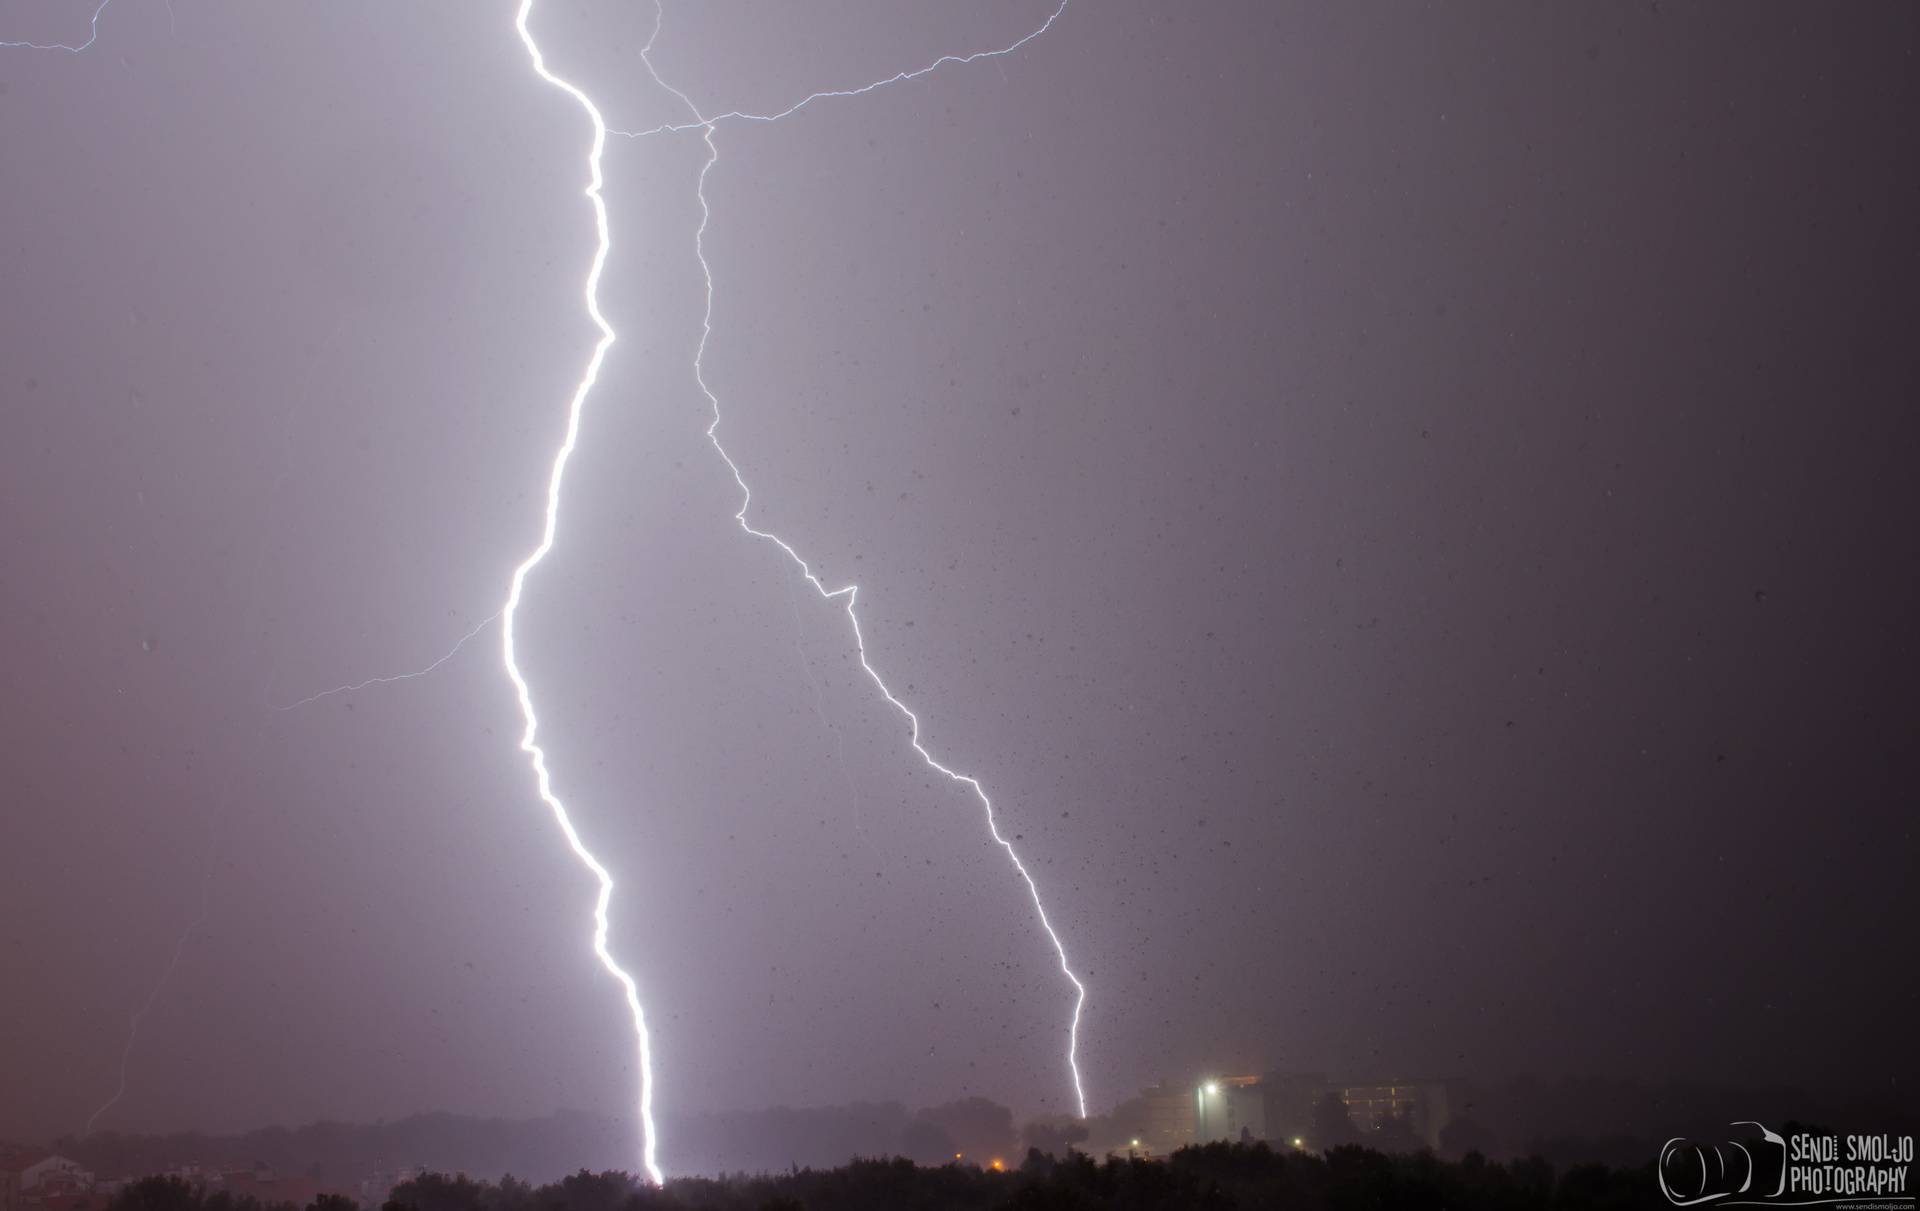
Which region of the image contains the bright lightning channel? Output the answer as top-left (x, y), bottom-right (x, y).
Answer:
top-left (0, 0), bottom-right (112, 51)
top-left (505, 0), bottom-right (662, 1186)
top-left (10, 0), bottom-right (1088, 1172)
top-left (631, 1), bottom-right (1089, 1118)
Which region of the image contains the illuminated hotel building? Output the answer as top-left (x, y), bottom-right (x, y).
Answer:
top-left (1194, 1074), bottom-right (1265, 1142)
top-left (1139, 1081), bottom-right (1199, 1153)
top-left (1189, 1072), bottom-right (1455, 1150)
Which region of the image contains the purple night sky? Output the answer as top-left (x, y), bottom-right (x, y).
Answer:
top-left (2, 0), bottom-right (1914, 1158)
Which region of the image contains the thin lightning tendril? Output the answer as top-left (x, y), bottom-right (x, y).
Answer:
top-left (0, 0), bottom-right (112, 51)
top-left (84, 824), bottom-right (218, 1136)
top-left (636, 1), bottom-right (1089, 1118)
top-left (507, 0), bottom-right (663, 1186)
top-left (273, 611), bottom-right (500, 711)
top-left (613, 0), bottom-right (1071, 141)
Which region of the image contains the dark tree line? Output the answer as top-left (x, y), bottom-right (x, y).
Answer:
top-left (68, 1080), bottom-right (1913, 1185)
top-left (107, 1178), bottom-right (359, 1211)
top-left (111, 1143), bottom-right (1655, 1211)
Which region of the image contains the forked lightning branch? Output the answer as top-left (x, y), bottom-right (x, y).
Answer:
top-left (507, 0), bottom-right (1085, 1178)
top-left (4, 0), bottom-right (1086, 1182)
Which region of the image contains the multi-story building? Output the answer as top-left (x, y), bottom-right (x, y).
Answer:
top-left (1194, 1074), bottom-right (1265, 1143)
top-left (1138, 1081), bottom-right (1198, 1154)
top-left (1256, 1072), bottom-right (1329, 1149)
top-left (1185, 1073), bottom-right (1455, 1151)
top-left (1336, 1080), bottom-right (1452, 1148)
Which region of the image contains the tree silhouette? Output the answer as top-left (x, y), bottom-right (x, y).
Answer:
top-left (95, 1146), bottom-right (1663, 1210)
top-left (1373, 1107), bottom-right (1421, 1153)
top-left (1441, 1114), bottom-right (1500, 1160)
top-left (386, 1171), bottom-right (491, 1211)
top-left (897, 1118), bottom-right (957, 1166)
top-left (1021, 1119), bottom-right (1090, 1157)
top-left (110, 1176), bottom-right (202, 1211)
top-left (1312, 1091), bottom-right (1361, 1149)
top-left (915, 1098), bottom-right (1017, 1164)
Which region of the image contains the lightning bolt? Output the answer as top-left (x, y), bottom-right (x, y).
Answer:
top-left (631, 1), bottom-right (1089, 1118)
top-left (0, 0), bottom-right (112, 51)
top-left (505, 0), bottom-right (664, 1186)
top-left (6, 0), bottom-right (668, 1170)
top-left (506, 0), bottom-right (1088, 1171)
top-left (12, 0), bottom-right (1088, 1176)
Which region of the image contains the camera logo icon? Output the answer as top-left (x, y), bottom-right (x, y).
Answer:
top-left (1659, 1122), bottom-right (1788, 1206)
